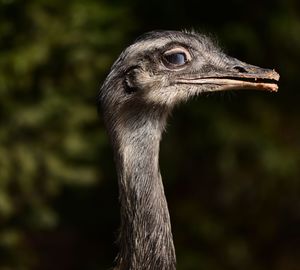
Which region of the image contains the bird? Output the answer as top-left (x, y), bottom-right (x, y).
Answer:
top-left (97, 30), bottom-right (279, 270)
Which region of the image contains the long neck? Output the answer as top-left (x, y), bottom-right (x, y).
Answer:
top-left (109, 108), bottom-right (176, 270)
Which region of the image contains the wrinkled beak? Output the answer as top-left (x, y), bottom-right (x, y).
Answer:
top-left (178, 59), bottom-right (280, 92)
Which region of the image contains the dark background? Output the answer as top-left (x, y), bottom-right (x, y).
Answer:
top-left (0, 0), bottom-right (299, 269)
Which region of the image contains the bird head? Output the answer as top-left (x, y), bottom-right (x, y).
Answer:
top-left (99, 30), bottom-right (279, 118)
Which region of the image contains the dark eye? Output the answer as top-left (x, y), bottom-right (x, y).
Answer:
top-left (164, 52), bottom-right (187, 66)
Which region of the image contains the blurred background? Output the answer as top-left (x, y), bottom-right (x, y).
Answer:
top-left (0, 0), bottom-right (300, 269)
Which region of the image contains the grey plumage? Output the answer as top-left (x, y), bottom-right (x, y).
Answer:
top-left (98, 30), bottom-right (279, 270)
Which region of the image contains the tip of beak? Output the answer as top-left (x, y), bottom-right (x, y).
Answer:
top-left (268, 69), bottom-right (280, 92)
top-left (270, 69), bottom-right (280, 81)
top-left (268, 83), bottom-right (279, 92)
top-left (254, 68), bottom-right (280, 92)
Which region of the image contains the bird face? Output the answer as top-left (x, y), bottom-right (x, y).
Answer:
top-left (100, 31), bottom-right (279, 110)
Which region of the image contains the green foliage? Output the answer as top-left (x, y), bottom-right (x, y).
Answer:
top-left (0, 0), bottom-right (134, 268)
top-left (0, 0), bottom-right (299, 269)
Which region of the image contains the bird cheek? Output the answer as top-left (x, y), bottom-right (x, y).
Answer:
top-left (144, 84), bottom-right (189, 107)
top-left (134, 72), bottom-right (165, 94)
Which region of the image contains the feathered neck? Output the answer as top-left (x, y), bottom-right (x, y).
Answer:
top-left (106, 105), bottom-right (176, 270)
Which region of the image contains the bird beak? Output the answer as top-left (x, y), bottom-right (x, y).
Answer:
top-left (177, 60), bottom-right (280, 93)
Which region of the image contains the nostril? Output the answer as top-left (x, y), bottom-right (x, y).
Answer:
top-left (233, 66), bottom-right (248, 73)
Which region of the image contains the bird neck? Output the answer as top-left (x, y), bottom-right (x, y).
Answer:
top-left (110, 108), bottom-right (176, 270)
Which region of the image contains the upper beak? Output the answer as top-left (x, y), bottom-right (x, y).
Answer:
top-left (178, 59), bottom-right (280, 92)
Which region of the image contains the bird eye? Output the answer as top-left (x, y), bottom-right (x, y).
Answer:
top-left (163, 48), bottom-right (191, 68)
top-left (164, 52), bottom-right (187, 65)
